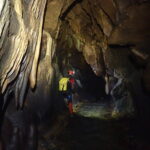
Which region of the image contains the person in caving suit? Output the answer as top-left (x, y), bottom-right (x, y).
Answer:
top-left (59, 70), bottom-right (76, 116)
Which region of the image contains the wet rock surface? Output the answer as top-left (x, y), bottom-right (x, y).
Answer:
top-left (74, 101), bottom-right (134, 120)
top-left (74, 102), bottom-right (112, 119)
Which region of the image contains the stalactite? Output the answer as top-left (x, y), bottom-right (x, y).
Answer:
top-left (29, 0), bottom-right (47, 89)
top-left (43, 30), bottom-right (53, 57)
top-left (0, 0), bottom-right (47, 107)
top-left (42, 30), bottom-right (55, 87)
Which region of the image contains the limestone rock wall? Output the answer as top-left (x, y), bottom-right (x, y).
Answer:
top-left (0, 0), bottom-right (78, 109)
top-left (56, 0), bottom-right (150, 117)
top-left (59, 0), bottom-right (150, 92)
top-left (0, 0), bottom-right (47, 108)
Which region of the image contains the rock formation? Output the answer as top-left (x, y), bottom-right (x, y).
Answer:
top-left (0, 0), bottom-right (150, 149)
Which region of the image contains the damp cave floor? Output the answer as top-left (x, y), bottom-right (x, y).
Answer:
top-left (38, 102), bottom-right (150, 150)
top-left (54, 116), bottom-right (150, 150)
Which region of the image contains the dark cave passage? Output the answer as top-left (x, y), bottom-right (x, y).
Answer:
top-left (0, 0), bottom-right (150, 150)
top-left (55, 46), bottom-right (107, 102)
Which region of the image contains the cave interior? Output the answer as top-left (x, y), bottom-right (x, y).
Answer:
top-left (0, 0), bottom-right (150, 149)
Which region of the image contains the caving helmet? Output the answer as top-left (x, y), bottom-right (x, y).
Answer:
top-left (68, 70), bottom-right (75, 76)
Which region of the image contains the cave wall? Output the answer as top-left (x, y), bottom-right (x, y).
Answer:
top-left (0, 0), bottom-right (48, 108)
top-left (63, 0), bottom-right (150, 79)
top-left (55, 0), bottom-right (150, 116)
top-left (54, 0), bottom-right (150, 98)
